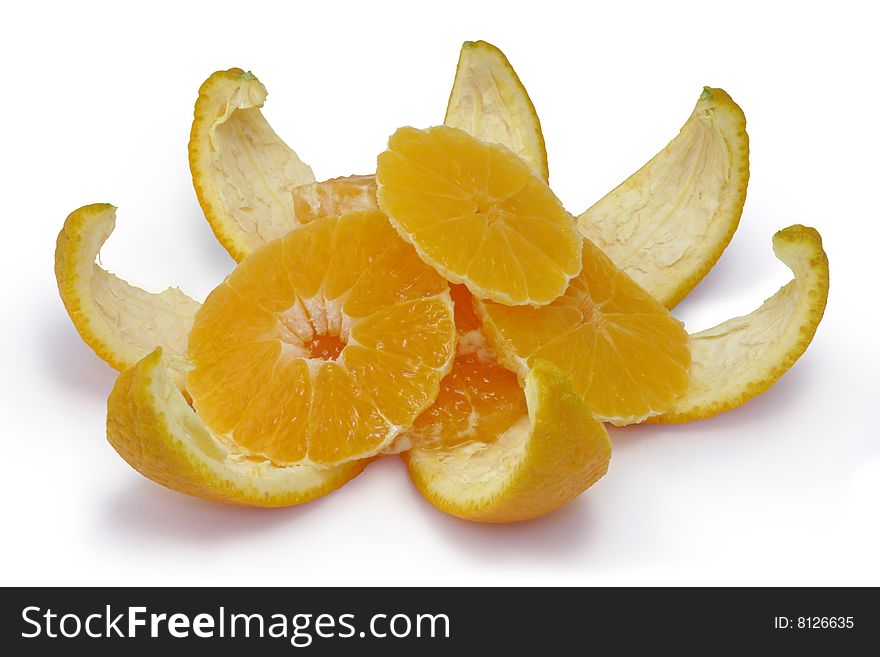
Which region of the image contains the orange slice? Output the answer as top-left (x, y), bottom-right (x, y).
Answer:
top-left (187, 210), bottom-right (456, 467)
top-left (406, 285), bottom-right (526, 450)
top-left (477, 239), bottom-right (691, 424)
top-left (108, 349), bottom-right (366, 507)
top-left (404, 360), bottom-right (611, 523)
top-left (376, 125), bottom-right (582, 306)
top-left (650, 225), bottom-right (829, 423)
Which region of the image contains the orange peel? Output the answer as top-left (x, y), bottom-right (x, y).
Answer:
top-left (55, 203), bottom-right (200, 372)
top-left (404, 360), bottom-right (611, 523)
top-left (107, 349), bottom-right (366, 507)
top-left (651, 225), bottom-right (828, 423)
top-left (579, 87), bottom-right (749, 309)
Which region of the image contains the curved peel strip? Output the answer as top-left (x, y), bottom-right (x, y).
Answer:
top-left (650, 225), bottom-right (828, 423)
top-left (107, 349), bottom-right (366, 507)
top-left (578, 87), bottom-right (749, 308)
top-left (55, 204), bottom-right (200, 372)
top-left (445, 40), bottom-right (549, 181)
top-left (404, 360), bottom-right (611, 523)
top-left (189, 69), bottom-right (315, 262)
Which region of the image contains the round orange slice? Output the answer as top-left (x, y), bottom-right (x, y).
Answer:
top-left (376, 125), bottom-right (582, 306)
top-left (187, 210), bottom-right (456, 467)
top-left (476, 239), bottom-right (691, 425)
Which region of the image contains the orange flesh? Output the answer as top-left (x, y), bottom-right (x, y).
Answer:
top-left (307, 334), bottom-right (345, 360)
top-left (407, 285), bottom-right (526, 450)
top-left (187, 211), bottom-right (455, 466)
top-left (478, 240), bottom-right (692, 425)
top-left (376, 126), bottom-right (582, 306)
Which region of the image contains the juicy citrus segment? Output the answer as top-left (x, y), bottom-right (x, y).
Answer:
top-left (292, 174), bottom-right (378, 222)
top-left (406, 285), bottom-right (526, 451)
top-left (107, 349), bottom-right (365, 507)
top-left (55, 204), bottom-right (200, 372)
top-left (187, 210), bottom-right (456, 467)
top-left (477, 239), bottom-right (691, 425)
top-left (189, 69), bottom-right (316, 262)
top-left (445, 40), bottom-right (549, 181)
top-left (578, 87), bottom-right (749, 309)
top-left (376, 125), bottom-right (581, 306)
top-left (404, 360), bottom-right (611, 523)
top-left (406, 349), bottom-right (525, 451)
top-left (650, 225), bottom-right (828, 423)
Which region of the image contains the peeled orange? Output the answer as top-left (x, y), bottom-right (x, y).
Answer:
top-left (187, 210), bottom-right (456, 467)
top-left (376, 125), bottom-right (581, 306)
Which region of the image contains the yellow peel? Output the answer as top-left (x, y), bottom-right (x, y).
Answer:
top-left (107, 349), bottom-right (366, 507)
top-left (445, 40), bottom-right (549, 181)
top-left (55, 204), bottom-right (200, 372)
top-left (404, 360), bottom-right (611, 523)
top-left (578, 87), bottom-right (749, 309)
top-left (650, 225), bottom-right (828, 423)
top-left (189, 69), bottom-right (315, 262)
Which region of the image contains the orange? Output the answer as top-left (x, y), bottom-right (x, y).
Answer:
top-left (406, 285), bottom-right (525, 450)
top-left (476, 239), bottom-right (691, 425)
top-left (187, 210), bottom-right (456, 467)
top-left (376, 125), bottom-right (582, 306)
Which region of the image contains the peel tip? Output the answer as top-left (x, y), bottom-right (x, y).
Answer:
top-left (462, 39), bottom-right (499, 52)
top-left (773, 225), bottom-right (826, 262)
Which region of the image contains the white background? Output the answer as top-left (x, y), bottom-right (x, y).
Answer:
top-left (2, 0), bottom-right (877, 586)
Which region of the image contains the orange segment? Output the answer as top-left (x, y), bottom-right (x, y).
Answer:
top-left (406, 285), bottom-right (526, 450)
top-left (407, 348), bottom-right (525, 451)
top-left (476, 239), bottom-right (691, 425)
top-left (187, 210), bottom-right (455, 467)
top-left (307, 362), bottom-right (390, 463)
top-left (376, 125), bottom-right (582, 306)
